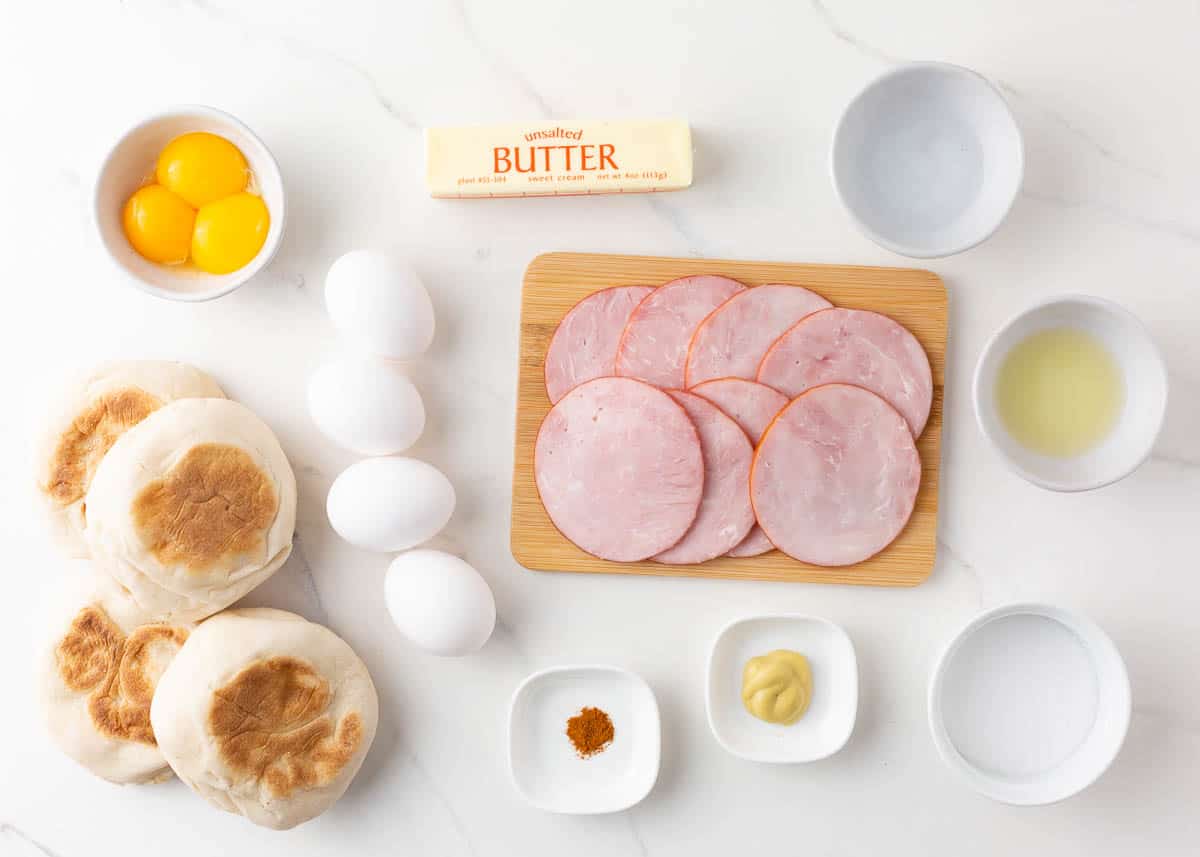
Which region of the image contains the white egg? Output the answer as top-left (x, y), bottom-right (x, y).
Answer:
top-left (385, 550), bottom-right (495, 656)
top-left (326, 457), bottom-right (455, 552)
top-left (307, 356), bottom-right (425, 455)
top-left (325, 250), bottom-right (435, 359)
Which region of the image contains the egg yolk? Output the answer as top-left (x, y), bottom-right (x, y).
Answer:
top-left (122, 185), bottom-right (196, 265)
top-left (156, 132), bottom-right (249, 208)
top-left (191, 192), bottom-right (270, 274)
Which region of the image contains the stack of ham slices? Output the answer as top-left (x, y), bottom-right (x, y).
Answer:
top-left (536, 275), bottom-right (932, 568)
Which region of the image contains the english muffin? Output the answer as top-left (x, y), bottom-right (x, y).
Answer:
top-left (33, 361), bottom-right (225, 555)
top-left (84, 398), bottom-right (296, 622)
top-left (38, 562), bottom-right (193, 784)
top-left (150, 609), bottom-right (378, 830)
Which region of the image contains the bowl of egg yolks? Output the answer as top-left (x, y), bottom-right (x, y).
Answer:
top-left (94, 105), bottom-right (285, 301)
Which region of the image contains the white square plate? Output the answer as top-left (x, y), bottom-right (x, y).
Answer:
top-left (707, 615), bottom-right (858, 762)
top-left (509, 665), bottom-right (660, 813)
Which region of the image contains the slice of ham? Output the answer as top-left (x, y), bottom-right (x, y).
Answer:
top-left (757, 307), bottom-right (933, 437)
top-left (690, 379), bottom-right (788, 558)
top-left (685, 284), bottom-right (831, 387)
top-left (543, 285), bottom-right (654, 404)
top-left (654, 390), bottom-right (755, 565)
top-left (751, 384), bottom-right (921, 566)
top-left (615, 275), bottom-right (746, 389)
top-left (535, 377), bottom-right (703, 562)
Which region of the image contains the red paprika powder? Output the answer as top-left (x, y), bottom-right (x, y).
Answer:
top-left (566, 706), bottom-right (614, 758)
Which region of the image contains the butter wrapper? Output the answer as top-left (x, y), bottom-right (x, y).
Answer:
top-left (425, 119), bottom-right (692, 198)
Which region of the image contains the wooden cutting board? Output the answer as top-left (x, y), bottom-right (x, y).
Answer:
top-left (511, 252), bottom-right (947, 586)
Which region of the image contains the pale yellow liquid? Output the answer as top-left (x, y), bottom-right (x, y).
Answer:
top-left (995, 327), bottom-right (1124, 458)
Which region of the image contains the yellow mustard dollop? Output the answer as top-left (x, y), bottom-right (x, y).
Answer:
top-left (741, 649), bottom-right (813, 725)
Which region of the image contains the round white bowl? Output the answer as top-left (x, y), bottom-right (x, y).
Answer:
top-left (831, 62), bottom-right (1023, 258)
top-left (973, 295), bottom-right (1168, 492)
top-left (93, 105), bottom-right (286, 302)
top-left (928, 603), bottom-right (1130, 805)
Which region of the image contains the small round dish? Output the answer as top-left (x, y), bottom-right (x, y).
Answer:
top-left (508, 665), bottom-right (660, 814)
top-left (929, 603), bottom-right (1130, 805)
top-left (93, 105), bottom-right (286, 302)
top-left (706, 614), bottom-right (857, 763)
top-left (831, 61), bottom-right (1023, 258)
top-left (973, 295), bottom-right (1168, 492)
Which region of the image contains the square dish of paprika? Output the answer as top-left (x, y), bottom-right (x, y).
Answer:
top-left (508, 664), bottom-right (661, 813)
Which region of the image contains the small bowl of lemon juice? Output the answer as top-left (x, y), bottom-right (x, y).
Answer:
top-left (973, 296), bottom-right (1167, 491)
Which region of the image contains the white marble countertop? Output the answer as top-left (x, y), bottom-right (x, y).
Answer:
top-left (2, 1), bottom-right (1198, 854)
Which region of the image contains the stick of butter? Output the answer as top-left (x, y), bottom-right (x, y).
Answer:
top-left (425, 119), bottom-right (692, 198)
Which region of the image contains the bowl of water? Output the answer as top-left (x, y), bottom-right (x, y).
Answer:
top-left (831, 62), bottom-right (1023, 258)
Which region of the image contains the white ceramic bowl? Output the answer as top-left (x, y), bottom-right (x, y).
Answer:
top-left (508, 665), bottom-right (660, 814)
top-left (93, 105), bottom-right (286, 302)
top-left (929, 603), bottom-right (1130, 805)
top-left (831, 62), bottom-right (1023, 258)
top-left (973, 295), bottom-right (1168, 492)
top-left (706, 615), bottom-right (857, 763)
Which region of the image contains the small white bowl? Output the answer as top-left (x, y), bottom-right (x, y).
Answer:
top-left (973, 295), bottom-right (1168, 492)
top-left (928, 603), bottom-right (1130, 805)
top-left (706, 615), bottom-right (857, 763)
top-left (831, 62), bottom-right (1023, 258)
top-left (508, 665), bottom-right (660, 814)
top-left (93, 105), bottom-right (287, 302)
